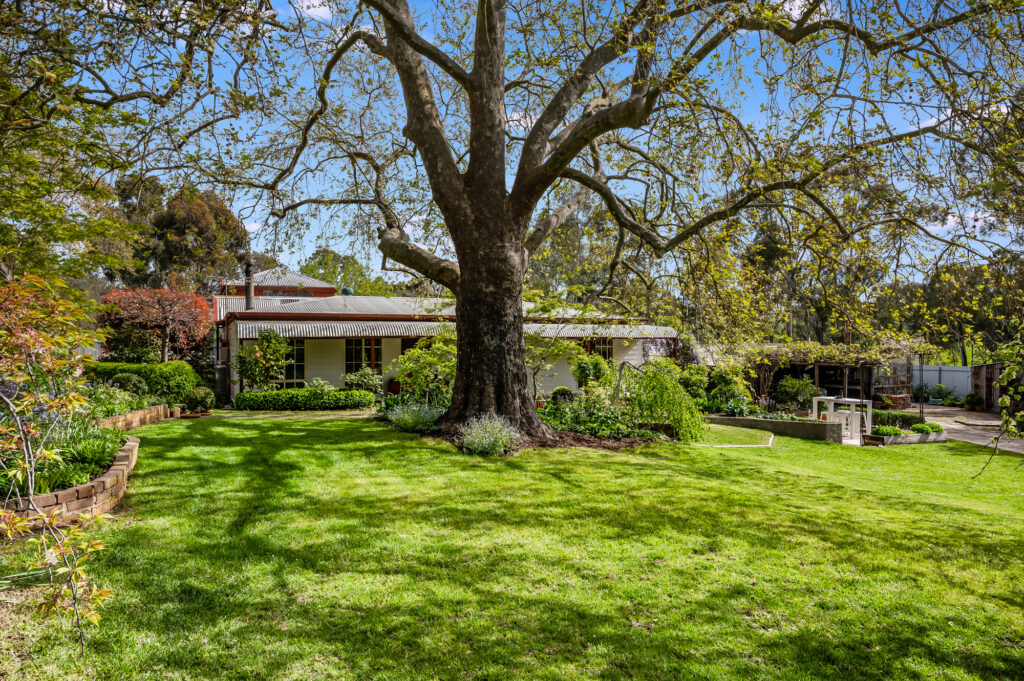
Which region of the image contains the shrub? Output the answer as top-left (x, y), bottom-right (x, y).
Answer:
top-left (723, 399), bottom-right (753, 417)
top-left (82, 383), bottom-right (153, 418)
top-left (232, 329), bottom-right (292, 392)
top-left (460, 415), bottom-right (519, 456)
top-left (110, 372), bottom-right (149, 395)
top-left (931, 383), bottom-right (954, 401)
top-left (386, 400), bottom-right (445, 432)
top-left (679, 364), bottom-right (709, 399)
top-left (185, 387), bottom-right (215, 413)
top-left (757, 411), bottom-right (813, 422)
top-left (101, 325), bottom-right (161, 364)
top-left (304, 377), bottom-right (334, 394)
top-left (538, 391), bottom-right (656, 440)
top-left (234, 387), bottom-right (375, 411)
top-left (872, 425), bottom-right (903, 436)
top-left (965, 393), bottom-right (985, 407)
top-left (569, 354), bottom-right (609, 388)
top-left (701, 398), bottom-right (727, 414)
top-left (86, 360), bottom-right (199, 402)
top-left (709, 381), bottom-right (749, 404)
top-left (388, 330), bottom-right (456, 404)
top-left (872, 410), bottom-right (924, 429)
top-left (622, 358), bottom-right (707, 442)
top-left (910, 422), bottom-right (944, 434)
top-left (345, 366), bottom-right (383, 394)
top-left (551, 386), bottom-right (574, 404)
top-left (774, 375), bottom-right (819, 410)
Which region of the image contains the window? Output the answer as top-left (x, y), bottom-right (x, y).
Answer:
top-left (583, 338), bottom-right (614, 360)
top-left (345, 338), bottom-right (381, 374)
top-left (280, 340), bottom-right (305, 389)
top-left (401, 337), bottom-right (422, 353)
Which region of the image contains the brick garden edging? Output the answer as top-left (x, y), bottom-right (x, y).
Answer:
top-left (94, 403), bottom-right (171, 430)
top-left (3, 438), bottom-right (140, 520)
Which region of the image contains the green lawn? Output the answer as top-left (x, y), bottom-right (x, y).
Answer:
top-left (2, 416), bottom-right (1023, 680)
top-left (704, 423), bottom-right (774, 446)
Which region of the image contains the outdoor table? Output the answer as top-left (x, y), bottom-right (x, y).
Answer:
top-left (812, 396), bottom-right (873, 437)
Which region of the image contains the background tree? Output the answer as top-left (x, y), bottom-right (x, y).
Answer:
top-left (101, 287), bottom-right (211, 362)
top-left (299, 247), bottom-right (398, 295)
top-left (149, 187), bottom-right (249, 293)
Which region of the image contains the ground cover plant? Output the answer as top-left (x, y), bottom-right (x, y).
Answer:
top-left (2, 416), bottom-right (1022, 679)
top-left (383, 398), bottom-right (446, 432)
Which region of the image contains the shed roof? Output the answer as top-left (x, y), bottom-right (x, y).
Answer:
top-left (224, 267), bottom-right (336, 290)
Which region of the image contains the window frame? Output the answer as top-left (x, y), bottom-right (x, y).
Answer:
top-left (345, 338), bottom-right (382, 374)
top-left (583, 337), bottom-right (614, 361)
top-left (279, 339), bottom-right (305, 389)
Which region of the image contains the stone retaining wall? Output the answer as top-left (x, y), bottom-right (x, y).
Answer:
top-left (94, 404), bottom-right (170, 430)
top-left (4, 438), bottom-right (139, 520)
top-left (708, 416), bottom-right (844, 443)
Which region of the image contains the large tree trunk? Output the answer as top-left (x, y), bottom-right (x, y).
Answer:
top-left (437, 236), bottom-right (552, 438)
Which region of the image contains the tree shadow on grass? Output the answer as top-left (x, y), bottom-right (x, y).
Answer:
top-left (64, 417), bottom-right (1024, 680)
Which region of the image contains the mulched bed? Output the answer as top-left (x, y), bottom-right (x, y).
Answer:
top-left (433, 427), bottom-right (648, 452)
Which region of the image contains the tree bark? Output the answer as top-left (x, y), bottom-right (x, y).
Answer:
top-left (437, 234), bottom-right (552, 438)
top-left (160, 327), bottom-right (170, 362)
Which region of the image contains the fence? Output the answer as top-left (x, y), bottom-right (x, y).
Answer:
top-left (910, 365), bottom-right (972, 397)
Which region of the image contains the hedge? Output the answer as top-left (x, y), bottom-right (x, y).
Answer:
top-left (872, 409), bottom-right (924, 429)
top-left (86, 360), bottom-right (200, 402)
top-left (234, 387), bottom-right (376, 411)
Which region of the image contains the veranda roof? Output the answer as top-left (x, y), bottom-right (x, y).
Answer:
top-left (234, 320), bottom-right (677, 341)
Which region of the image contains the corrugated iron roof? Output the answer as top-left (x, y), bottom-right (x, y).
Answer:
top-left (223, 294), bottom-right (641, 322)
top-left (224, 267), bottom-right (337, 289)
top-left (252, 295), bottom-right (456, 317)
top-left (236, 319), bottom-right (676, 340)
top-left (212, 296), bottom-right (305, 321)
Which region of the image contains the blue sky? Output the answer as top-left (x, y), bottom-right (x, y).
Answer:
top-left (215, 1), bottom-right (1011, 280)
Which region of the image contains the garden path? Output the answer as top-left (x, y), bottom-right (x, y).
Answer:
top-left (922, 405), bottom-right (1024, 455)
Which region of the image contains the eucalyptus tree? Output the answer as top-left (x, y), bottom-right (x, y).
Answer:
top-left (103, 1), bottom-right (1024, 434)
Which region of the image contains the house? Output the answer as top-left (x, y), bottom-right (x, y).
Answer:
top-left (211, 268), bottom-right (678, 399)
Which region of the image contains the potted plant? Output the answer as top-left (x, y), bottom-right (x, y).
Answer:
top-left (964, 393), bottom-right (984, 411)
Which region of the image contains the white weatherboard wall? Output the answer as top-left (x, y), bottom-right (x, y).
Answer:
top-left (532, 339), bottom-right (644, 396)
top-left (381, 338), bottom-right (401, 381)
top-left (305, 340), bottom-right (345, 387)
top-left (910, 365), bottom-right (972, 397)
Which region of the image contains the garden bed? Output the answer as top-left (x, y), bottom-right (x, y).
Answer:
top-left (707, 415), bottom-right (843, 443)
top-left (863, 432), bottom-right (948, 446)
top-left (2, 437), bottom-right (140, 521)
